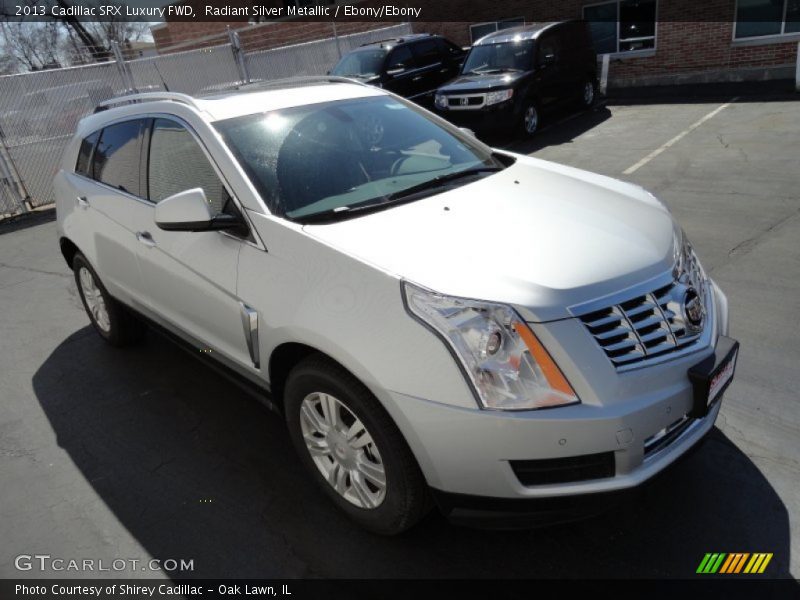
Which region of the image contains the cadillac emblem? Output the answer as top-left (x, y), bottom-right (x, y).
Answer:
top-left (683, 287), bottom-right (704, 331)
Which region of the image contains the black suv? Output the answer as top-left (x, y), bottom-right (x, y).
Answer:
top-left (330, 34), bottom-right (466, 103)
top-left (433, 21), bottom-right (597, 137)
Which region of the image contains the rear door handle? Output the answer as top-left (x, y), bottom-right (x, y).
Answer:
top-left (77, 196), bottom-right (89, 209)
top-left (412, 76), bottom-right (422, 82)
top-left (135, 231), bottom-right (157, 248)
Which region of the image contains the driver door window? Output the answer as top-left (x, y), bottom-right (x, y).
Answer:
top-left (147, 118), bottom-right (230, 215)
top-left (538, 36), bottom-right (560, 66)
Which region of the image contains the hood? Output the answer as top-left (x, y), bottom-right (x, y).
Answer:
top-left (438, 71), bottom-right (529, 93)
top-left (303, 154), bottom-right (676, 322)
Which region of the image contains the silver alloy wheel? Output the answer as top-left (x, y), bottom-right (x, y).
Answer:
top-left (583, 81), bottom-right (595, 106)
top-left (299, 392), bottom-right (387, 509)
top-left (523, 105), bottom-right (539, 134)
top-left (78, 266), bottom-right (111, 333)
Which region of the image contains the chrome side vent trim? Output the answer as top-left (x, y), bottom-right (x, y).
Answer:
top-left (239, 302), bottom-right (260, 369)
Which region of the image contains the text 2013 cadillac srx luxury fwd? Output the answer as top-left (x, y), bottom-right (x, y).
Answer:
top-left (55, 78), bottom-right (738, 534)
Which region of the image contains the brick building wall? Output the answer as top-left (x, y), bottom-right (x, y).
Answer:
top-left (153, 18), bottom-right (384, 53)
top-left (151, 0), bottom-right (799, 87)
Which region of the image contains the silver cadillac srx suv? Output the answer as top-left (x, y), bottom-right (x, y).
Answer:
top-left (55, 77), bottom-right (738, 534)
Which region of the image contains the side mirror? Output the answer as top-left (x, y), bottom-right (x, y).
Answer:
top-left (458, 127), bottom-right (477, 138)
top-left (386, 67), bottom-right (405, 76)
top-left (155, 188), bottom-right (245, 233)
top-left (539, 53), bottom-right (556, 67)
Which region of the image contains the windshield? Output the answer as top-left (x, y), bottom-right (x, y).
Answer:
top-left (462, 40), bottom-right (534, 74)
top-left (214, 95), bottom-right (502, 222)
top-left (331, 49), bottom-right (387, 77)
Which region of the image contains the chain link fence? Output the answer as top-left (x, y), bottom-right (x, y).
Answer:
top-left (0, 23), bottom-right (412, 217)
top-left (0, 61), bottom-right (128, 212)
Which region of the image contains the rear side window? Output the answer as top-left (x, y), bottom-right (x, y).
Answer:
top-left (75, 131), bottom-right (99, 176)
top-left (411, 39), bottom-right (441, 67)
top-left (92, 120), bottom-right (144, 196)
top-left (386, 46), bottom-right (414, 70)
top-left (147, 118), bottom-right (228, 214)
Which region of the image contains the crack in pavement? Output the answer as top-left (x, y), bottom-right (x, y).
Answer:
top-left (0, 261), bottom-right (71, 278)
top-left (707, 208), bottom-right (800, 274)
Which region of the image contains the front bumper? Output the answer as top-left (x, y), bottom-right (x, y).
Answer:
top-left (431, 422), bottom-right (713, 528)
top-left (434, 99), bottom-right (517, 132)
top-left (383, 280), bottom-right (732, 510)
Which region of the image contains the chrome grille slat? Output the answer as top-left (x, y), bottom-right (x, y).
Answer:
top-left (582, 312), bottom-right (620, 328)
top-left (578, 280), bottom-right (707, 369)
top-left (630, 313), bottom-right (665, 330)
top-left (638, 329), bottom-right (671, 345)
top-left (603, 338), bottom-right (640, 353)
top-left (625, 304), bottom-right (656, 319)
top-left (594, 329), bottom-right (629, 342)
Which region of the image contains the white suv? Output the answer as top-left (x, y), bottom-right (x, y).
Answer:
top-left (55, 78), bottom-right (738, 534)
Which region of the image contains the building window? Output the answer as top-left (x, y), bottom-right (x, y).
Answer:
top-left (469, 18), bottom-right (525, 44)
top-left (735, 0), bottom-right (800, 39)
top-left (583, 0), bottom-right (657, 54)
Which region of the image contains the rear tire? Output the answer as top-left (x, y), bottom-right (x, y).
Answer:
top-left (580, 78), bottom-right (596, 108)
top-left (285, 354), bottom-right (430, 535)
top-left (73, 252), bottom-right (146, 347)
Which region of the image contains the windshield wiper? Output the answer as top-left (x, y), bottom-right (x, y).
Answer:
top-left (384, 166), bottom-right (502, 201)
top-left (295, 166), bottom-right (503, 224)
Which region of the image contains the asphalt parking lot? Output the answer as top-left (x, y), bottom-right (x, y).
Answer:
top-left (1, 89), bottom-right (798, 580)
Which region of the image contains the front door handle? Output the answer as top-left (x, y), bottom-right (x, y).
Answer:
top-left (412, 75), bottom-right (422, 82)
top-left (135, 231), bottom-right (157, 248)
top-left (77, 196), bottom-right (89, 209)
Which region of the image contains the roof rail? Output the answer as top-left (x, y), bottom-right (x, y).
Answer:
top-left (359, 33), bottom-right (429, 47)
top-left (95, 92), bottom-right (200, 113)
top-left (235, 75), bottom-right (371, 92)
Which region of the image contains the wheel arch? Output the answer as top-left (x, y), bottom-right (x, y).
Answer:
top-left (267, 340), bottom-right (437, 487)
top-left (59, 237), bottom-right (80, 270)
top-left (267, 341), bottom-right (319, 412)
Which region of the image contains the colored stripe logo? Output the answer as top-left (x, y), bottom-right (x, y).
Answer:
top-left (697, 553), bottom-right (773, 574)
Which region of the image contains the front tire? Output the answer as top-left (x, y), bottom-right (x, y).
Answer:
top-left (520, 101), bottom-right (540, 137)
top-left (285, 354), bottom-right (430, 535)
top-left (73, 252), bottom-right (145, 347)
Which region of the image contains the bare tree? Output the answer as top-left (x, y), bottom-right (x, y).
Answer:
top-left (0, 53), bottom-right (18, 75)
top-left (0, 21), bottom-right (62, 71)
top-left (2, 0), bottom-right (151, 64)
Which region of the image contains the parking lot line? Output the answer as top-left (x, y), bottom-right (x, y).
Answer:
top-left (622, 97), bottom-right (739, 175)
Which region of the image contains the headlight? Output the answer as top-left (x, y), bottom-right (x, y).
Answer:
top-left (673, 226), bottom-right (706, 291)
top-left (434, 94), bottom-right (448, 109)
top-left (403, 282), bottom-right (579, 411)
top-left (485, 88), bottom-right (513, 106)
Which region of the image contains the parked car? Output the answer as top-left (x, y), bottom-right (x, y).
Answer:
top-left (329, 33), bottom-right (465, 103)
top-left (55, 78), bottom-right (738, 534)
top-left (434, 21), bottom-right (597, 137)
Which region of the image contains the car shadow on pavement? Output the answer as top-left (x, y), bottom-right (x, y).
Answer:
top-left (0, 208), bottom-right (55, 235)
top-left (495, 104), bottom-right (612, 155)
top-left (33, 326), bottom-right (795, 579)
